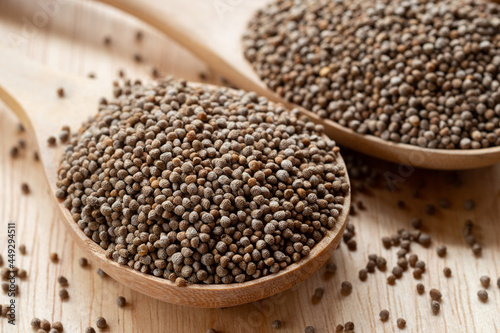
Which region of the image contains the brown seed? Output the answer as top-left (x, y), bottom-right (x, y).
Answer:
top-left (429, 288), bottom-right (442, 301)
top-left (52, 321), bottom-right (63, 331)
top-left (41, 319), bottom-right (51, 331)
top-left (57, 276), bottom-right (68, 287)
top-left (305, 326), bottom-right (315, 333)
top-left (382, 236), bottom-right (392, 248)
top-left (443, 267), bottom-right (452, 277)
top-left (31, 318), bottom-right (41, 329)
top-left (133, 53), bottom-right (143, 62)
top-left (431, 300), bottom-right (440, 314)
top-left (396, 318), bottom-right (406, 329)
top-left (411, 218), bottom-right (422, 229)
top-left (116, 296), bottom-right (126, 307)
top-left (335, 324), bottom-right (343, 331)
top-left (408, 254), bottom-right (418, 267)
top-left (96, 317), bottom-right (107, 329)
top-left (58, 288), bottom-right (69, 300)
top-left (79, 257), bottom-right (89, 268)
top-left (18, 123), bottom-right (25, 132)
top-left (416, 283), bottom-right (425, 294)
top-left (175, 277), bottom-right (187, 287)
top-left (57, 88), bottom-right (64, 98)
top-left (97, 269), bottom-right (107, 278)
top-left (50, 253), bottom-right (59, 263)
top-left (497, 277), bottom-right (500, 289)
top-left (341, 281), bottom-right (352, 295)
top-left (436, 246), bottom-right (447, 257)
top-left (413, 268), bottom-right (423, 279)
top-left (415, 261), bottom-right (426, 272)
top-left (376, 257), bottom-right (387, 270)
top-left (325, 262), bottom-right (337, 275)
top-left (478, 289), bottom-right (488, 302)
top-left (392, 266), bottom-right (403, 279)
top-left (88, 73), bottom-right (96, 79)
top-left (358, 268), bottom-right (368, 281)
top-left (344, 322), bottom-right (354, 330)
top-left (135, 30), bottom-right (143, 41)
top-left (418, 233), bottom-right (431, 247)
top-left (19, 244), bottom-right (26, 255)
top-left (464, 199), bottom-right (475, 211)
top-left (314, 287), bottom-right (325, 299)
top-left (379, 309), bottom-right (389, 321)
top-left (346, 239), bottom-right (357, 251)
top-left (33, 151), bottom-right (39, 161)
top-left (18, 269), bottom-right (27, 279)
top-left (10, 146), bottom-right (19, 158)
top-left (472, 243), bottom-right (482, 255)
top-left (480, 276), bottom-right (491, 288)
top-left (387, 274), bottom-right (396, 285)
top-left (21, 183), bottom-right (30, 194)
top-left (47, 136), bottom-right (57, 146)
top-left (425, 204), bottom-right (436, 215)
top-left (85, 327), bottom-right (96, 333)
top-left (103, 36), bottom-right (111, 46)
top-left (271, 320), bottom-right (282, 329)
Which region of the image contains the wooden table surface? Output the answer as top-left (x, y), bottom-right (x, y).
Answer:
top-left (1, 1), bottom-right (500, 332)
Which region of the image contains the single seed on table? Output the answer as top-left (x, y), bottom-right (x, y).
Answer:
top-left (52, 322), bottom-right (63, 331)
top-left (2, 283), bottom-right (9, 293)
top-left (358, 268), bottom-right (368, 281)
top-left (19, 244), bottom-right (26, 255)
top-left (397, 258), bottom-right (408, 270)
top-left (314, 287), bottom-right (325, 299)
top-left (41, 319), bottom-right (51, 331)
top-left (431, 300), bottom-right (440, 314)
top-left (397, 200), bottom-right (405, 209)
top-left (325, 262), bottom-right (337, 275)
top-left (50, 253), bottom-right (59, 263)
top-left (415, 261), bottom-right (426, 271)
top-left (10, 147), bottom-right (18, 158)
top-left (271, 320), bottom-right (282, 329)
top-left (341, 281), bottom-right (352, 295)
top-left (31, 318), bottom-right (41, 329)
top-left (417, 283), bottom-right (425, 294)
top-left (397, 318), bottom-right (406, 329)
top-left (392, 266), bottom-right (403, 279)
top-left (464, 199), bottom-right (475, 211)
top-left (97, 269), bottom-right (107, 278)
top-left (135, 30), bottom-right (143, 41)
top-left (133, 53), bottom-right (143, 62)
top-left (376, 257), bottom-right (387, 270)
top-left (18, 123), bottom-right (25, 132)
top-left (21, 183), bottom-right (30, 194)
top-left (368, 254), bottom-right (377, 261)
top-left (425, 204), bottom-right (436, 215)
top-left (411, 218), bottom-right (422, 229)
top-left (56, 88), bottom-right (64, 98)
top-left (418, 233), bottom-right (431, 247)
top-left (18, 269), bottom-right (27, 279)
top-left (439, 198), bottom-right (451, 209)
top-left (57, 276), bottom-right (68, 287)
top-left (408, 254), bottom-right (418, 267)
top-left (335, 324), bottom-right (343, 331)
top-left (478, 289), bottom-right (488, 302)
top-left (47, 136), bottom-right (56, 146)
top-left (382, 236), bottom-right (392, 248)
top-left (472, 243), bottom-right (482, 255)
top-left (58, 288), bottom-right (69, 300)
top-left (480, 276), bottom-right (490, 288)
top-left (413, 268), bottom-right (423, 279)
top-left (305, 326), bottom-right (315, 333)
top-left (79, 257), bottom-right (88, 268)
top-left (436, 246), bottom-right (447, 257)
top-left (443, 267), bottom-right (452, 277)
top-left (387, 275), bottom-right (396, 285)
top-left (344, 322), bottom-right (354, 330)
top-left (116, 296), bottom-right (126, 307)
top-left (33, 151), bottom-right (39, 161)
top-left (346, 239), bottom-right (357, 251)
top-left (366, 260), bottom-right (376, 273)
top-left (430, 288), bottom-right (442, 301)
top-left (96, 317), bottom-right (107, 329)
top-left (379, 309), bottom-right (389, 321)
top-left (103, 36), bottom-right (111, 46)
top-left (85, 327), bottom-right (96, 333)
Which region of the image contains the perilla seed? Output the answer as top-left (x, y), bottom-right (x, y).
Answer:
top-left (431, 300), bottom-right (440, 314)
top-left (41, 319), bottom-right (51, 331)
top-left (96, 317), bottom-right (107, 329)
top-left (52, 322), bottom-right (63, 331)
top-left (416, 283), bottom-right (425, 295)
top-left (379, 309), bottom-right (389, 321)
top-left (58, 288), bottom-right (69, 300)
top-left (430, 289), bottom-right (442, 301)
top-left (56, 88), bottom-right (64, 98)
top-left (443, 267), bottom-right (452, 277)
top-left (19, 245), bottom-right (26, 255)
top-left (480, 276), bottom-right (491, 288)
top-left (344, 322), bottom-right (354, 330)
top-left (478, 289), bottom-right (488, 302)
top-left (341, 281), bottom-right (352, 295)
top-left (85, 327), bottom-right (96, 333)
top-left (271, 320), bottom-right (282, 329)
top-left (116, 296), bottom-right (126, 307)
top-left (396, 318), bottom-right (406, 329)
top-left (21, 183), bottom-right (30, 195)
top-left (305, 326), bottom-right (315, 333)
top-left (79, 257), bottom-right (88, 268)
top-left (50, 253), bottom-right (59, 263)
top-left (436, 246), bottom-right (447, 257)
top-left (57, 276), bottom-right (68, 287)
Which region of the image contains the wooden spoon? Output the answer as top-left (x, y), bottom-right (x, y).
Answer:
top-left (0, 45), bottom-right (350, 308)
top-left (94, 0), bottom-right (500, 170)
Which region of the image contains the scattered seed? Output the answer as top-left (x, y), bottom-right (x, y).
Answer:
top-left (411, 218), bottom-right (422, 229)
top-left (52, 322), bottom-right (63, 331)
top-left (305, 326), bottom-right (315, 333)
top-left (21, 183), bottom-right (30, 194)
top-left (41, 319), bottom-right (51, 331)
top-left (397, 200), bottom-right (405, 209)
top-left (415, 261), bottom-right (426, 272)
top-left (418, 233), bottom-right (431, 247)
top-left (314, 287), bottom-right (325, 299)
top-left (478, 289), bottom-right (488, 302)
top-left (431, 300), bottom-right (440, 314)
top-left (397, 318), bottom-right (406, 329)
top-left (79, 257), bottom-right (88, 268)
top-left (56, 88), bottom-right (64, 98)
top-left (325, 262), bottom-right (337, 275)
top-left (97, 269), bottom-right (107, 278)
top-left (344, 322), bottom-right (354, 330)
top-left (425, 204), bottom-right (436, 216)
top-left (376, 257), bottom-right (387, 271)
top-left (271, 320), bottom-right (282, 329)
top-left (10, 146), bottom-right (19, 158)
top-left (436, 246), bottom-right (447, 257)
top-left (366, 260), bottom-right (376, 273)
top-left (133, 53), bottom-right (143, 62)
top-left (382, 236), bottom-right (392, 249)
top-left (358, 268), bottom-right (368, 281)
top-left (408, 254), bottom-right (418, 267)
top-left (116, 296), bottom-right (126, 307)
top-left (416, 283), bottom-right (425, 294)
top-left (18, 269), bottom-right (27, 279)
top-left (85, 327), bottom-right (96, 333)
top-left (47, 136), bottom-right (57, 146)
top-left (2, 283), bottom-right (9, 293)
top-left (31, 318), bottom-right (41, 329)
top-left (379, 309), bottom-right (389, 321)
top-left (464, 199), bottom-right (475, 211)
top-left (430, 288), bottom-right (442, 301)
top-left (58, 288), bottom-right (69, 300)
top-left (88, 73), bottom-right (96, 79)
top-left (413, 268), bottom-right (423, 279)
top-left (96, 317), bottom-right (107, 329)
top-left (387, 275), bottom-right (396, 285)
top-left (480, 276), bottom-right (491, 288)
top-left (397, 257), bottom-right (408, 270)
top-left (472, 243), bottom-right (482, 255)
top-left (33, 151), bottom-right (39, 161)
top-left (392, 266), bottom-right (403, 279)
top-left (135, 30), bottom-right (143, 41)
top-left (19, 244), bottom-right (26, 255)
top-left (50, 253), bottom-right (59, 263)
top-left (18, 123), bottom-right (25, 132)
top-left (57, 276), bottom-right (68, 287)
top-left (346, 238), bottom-right (357, 251)
top-left (341, 281), bottom-right (352, 295)
top-left (103, 36), bottom-right (111, 46)
top-left (443, 267), bottom-right (452, 277)
top-left (335, 324), bottom-right (344, 331)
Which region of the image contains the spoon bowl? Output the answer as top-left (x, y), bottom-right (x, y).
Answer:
top-left (94, 0), bottom-right (500, 170)
top-left (0, 45), bottom-right (350, 308)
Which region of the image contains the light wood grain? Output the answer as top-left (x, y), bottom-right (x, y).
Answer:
top-left (0, 0), bottom-right (500, 332)
top-left (94, 0), bottom-right (500, 170)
